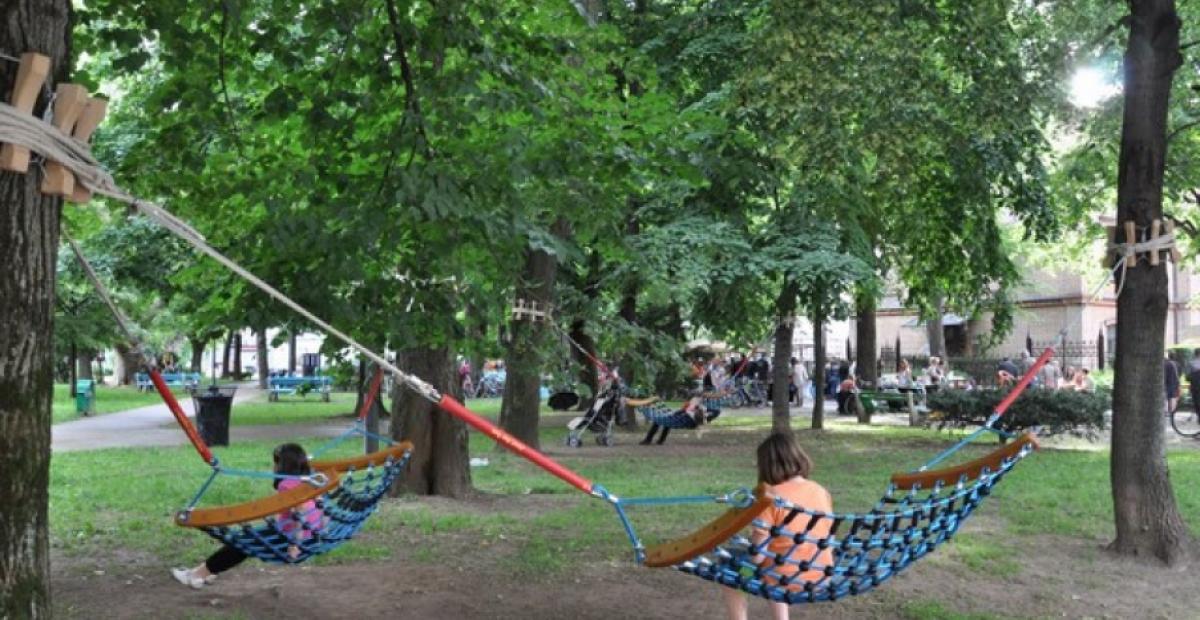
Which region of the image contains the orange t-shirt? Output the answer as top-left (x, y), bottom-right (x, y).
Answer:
top-left (756, 477), bottom-right (834, 586)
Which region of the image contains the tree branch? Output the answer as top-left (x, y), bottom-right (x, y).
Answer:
top-left (384, 0), bottom-right (435, 160)
top-left (217, 0), bottom-right (243, 156)
top-left (1181, 40), bottom-right (1200, 51)
top-left (1167, 119), bottom-right (1200, 143)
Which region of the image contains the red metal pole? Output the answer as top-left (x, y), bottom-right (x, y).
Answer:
top-left (436, 395), bottom-right (594, 495)
top-left (993, 347), bottom-right (1056, 418)
top-left (356, 368), bottom-right (384, 422)
top-left (149, 369), bottom-right (215, 465)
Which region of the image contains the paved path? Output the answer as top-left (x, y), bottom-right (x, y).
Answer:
top-left (52, 385), bottom-right (346, 452)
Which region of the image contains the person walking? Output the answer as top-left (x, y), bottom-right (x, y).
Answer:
top-left (1164, 355), bottom-right (1181, 415)
top-left (791, 357), bottom-right (808, 408)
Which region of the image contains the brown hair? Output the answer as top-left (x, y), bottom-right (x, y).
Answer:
top-left (756, 432), bottom-right (813, 485)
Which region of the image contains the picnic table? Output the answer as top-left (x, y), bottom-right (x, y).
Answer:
top-left (267, 375), bottom-right (333, 402)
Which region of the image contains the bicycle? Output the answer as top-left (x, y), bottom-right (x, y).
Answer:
top-left (1170, 396), bottom-right (1200, 438)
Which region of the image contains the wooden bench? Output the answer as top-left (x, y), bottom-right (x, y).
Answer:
top-left (135, 372), bottom-right (201, 392)
top-left (268, 376), bottom-right (333, 402)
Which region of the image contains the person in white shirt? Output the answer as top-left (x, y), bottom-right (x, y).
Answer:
top-left (791, 357), bottom-right (809, 407)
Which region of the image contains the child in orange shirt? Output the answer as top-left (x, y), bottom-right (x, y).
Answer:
top-left (723, 432), bottom-right (834, 620)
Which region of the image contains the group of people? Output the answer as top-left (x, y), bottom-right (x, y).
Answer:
top-left (998, 352), bottom-right (1096, 392)
top-left (1163, 348), bottom-right (1200, 414)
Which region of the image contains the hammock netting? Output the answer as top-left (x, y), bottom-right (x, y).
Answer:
top-left (644, 435), bottom-right (1036, 603)
top-left (184, 446), bottom-right (411, 564)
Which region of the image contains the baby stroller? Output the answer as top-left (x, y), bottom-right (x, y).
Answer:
top-left (565, 370), bottom-right (623, 448)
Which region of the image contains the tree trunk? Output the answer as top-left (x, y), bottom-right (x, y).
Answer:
top-left (1109, 0), bottom-right (1191, 565)
top-left (287, 332), bottom-right (297, 374)
top-left (499, 218), bottom-right (568, 448)
top-left (771, 281), bottom-right (797, 433)
top-left (114, 341), bottom-right (139, 385)
top-left (68, 341), bottom-right (77, 397)
top-left (222, 332), bottom-right (233, 378)
top-left (617, 214), bottom-right (640, 429)
top-left (570, 319), bottom-right (598, 411)
top-left (77, 350), bottom-right (93, 380)
top-left (855, 292), bottom-right (876, 424)
top-left (232, 331), bottom-right (242, 377)
top-left (391, 346), bottom-right (471, 496)
top-left (811, 309), bottom-right (826, 430)
top-left (188, 335), bottom-right (206, 373)
top-left (0, 4), bottom-right (70, 614)
top-left (924, 295), bottom-right (946, 358)
top-left (255, 329), bottom-right (269, 389)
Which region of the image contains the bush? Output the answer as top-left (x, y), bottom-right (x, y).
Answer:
top-left (926, 388), bottom-right (1108, 439)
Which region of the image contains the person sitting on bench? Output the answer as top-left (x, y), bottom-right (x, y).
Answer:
top-left (640, 395), bottom-right (709, 445)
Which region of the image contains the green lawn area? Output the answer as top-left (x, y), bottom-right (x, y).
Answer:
top-left (48, 415), bottom-right (1200, 570)
top-left (51, 383), bottom-right (190, 424)
top-left (227, 394), bottom-right (515, 427)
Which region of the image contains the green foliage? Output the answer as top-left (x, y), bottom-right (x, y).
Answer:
top-left (926, 388), bottom-right (1108, 438)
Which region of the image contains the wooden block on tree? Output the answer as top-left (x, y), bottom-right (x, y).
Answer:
top-left (39, 83), bottom-right (88, 196)
top-left (1123, 221), bottom-right (1137, 266)
top-left (66, 97), bottom-right (108, 203)
top-left (1150, 219), bottom-right (1161, 266)
top-left (0, 52), bottom-right (50, 172)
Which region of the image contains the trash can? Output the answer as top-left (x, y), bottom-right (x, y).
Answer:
top-left (75, 379), bottom-right (95, 416)
top-left (192, 385), bottom-right (237, 447)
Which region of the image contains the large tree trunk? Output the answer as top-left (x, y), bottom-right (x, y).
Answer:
top-left (391, 346), bottom-right (471, 496)
top-left (569, 319), bottom-right (599, 411)
top-left (811, 309), bottom-right (826, 430)
top-left (232, 331), bottom-right (243, 377)
top-left (68, 341), bottom-right (77, 397)
top-left (114, 341), bottom-right (139, 385)
top-left (287, 332), bottom-right (297, 374)
top-left (855, 292), bottom-right (876, 424)
top-left (1109, 0), bottom-right (1191, 565)
top-left (0, 4), bottom-right (71, 614)
top-left (255, 329), bottom-right (269, 389)
top-left (924, 294), bottom-right (946, 359)
top-left (771, 281), bottom-right (798, 433)
top-left (499, 218), bottom-right (568, 449)
top-left (221, 332), bottom-right (233, 378)
top-left (188, 335), bottom-right (206, 373)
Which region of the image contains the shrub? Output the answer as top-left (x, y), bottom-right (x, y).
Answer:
top-left (926, 388), bottom-right (1108, 439)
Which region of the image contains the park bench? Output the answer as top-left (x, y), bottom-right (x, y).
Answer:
top-left (268, 375), bottom-right (333, 402)
top-left (135, 371), bottom-right (201, 392)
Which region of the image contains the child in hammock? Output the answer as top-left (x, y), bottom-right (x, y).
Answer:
top-left (171, 442), bottom-right (322, 589)
top-left (639, 395), bottom-right (709, 445)
top-left (723, 432), bottom-right (834, 620)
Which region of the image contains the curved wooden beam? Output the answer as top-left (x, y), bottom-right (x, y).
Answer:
top-left (311, 441), bottom-right (413, 473)
top-left (643, 483), bottom-right (774, 568)
top-left (890, 432), bottom-right (1038, 490)
top-left (177, 471), bottom-right (341, 528)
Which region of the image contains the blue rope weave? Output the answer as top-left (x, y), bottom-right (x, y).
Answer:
top-left (665, 442), bottom-right (1033, 603)
top-left (197, 450), bottom-right (411, 564)
top-left (638, 404), bottom-right (701, 429)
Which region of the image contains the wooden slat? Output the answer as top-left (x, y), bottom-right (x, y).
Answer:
top-left (890, 432), bottom-right (1038, 490)
top-left (644, 483), bottom-right (774, 568)
top-left (0, 53), bottom-right (50, 172)
top-left (624, 396), bottom-right (660, 407)
top-left (310, 441), bottom-right (413, 473)
top-left (176, 471), bottom-right (340, 528)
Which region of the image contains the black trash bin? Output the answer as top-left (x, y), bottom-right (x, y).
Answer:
top-left (192, 385), bottom-right (237, 447)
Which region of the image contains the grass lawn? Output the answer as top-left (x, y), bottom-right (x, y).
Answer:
top-left (51, 383), bottom-right (190, 424)
top-left (226, 395), bottom-right (513, 427)
top-left (47, 414), bottom-right (1200, 618)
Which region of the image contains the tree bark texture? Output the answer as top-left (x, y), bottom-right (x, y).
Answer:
top-left (499, 218), bottom-right (568, 449)
top-left (391, 346), bottom-right (471, 497)
top-left (255, 329), bottom-right (268, 389)
top-left (771, 281), bottom-right (798, 433)
top-left (287, 332), bottom-right (297, 374)
top-left (221, 332), bottom-right (233, 378)
top-left (855, 294), bottom-right (876, 424)
top-left (924, 295), bottom-right (946, 359)
top-left (0, 3), bottom-right (71, 615)
top-left (1109, 0), bottom-right (1191, 565)
top-left (569, 319), bottom-right (598, 411)
top-left (232, 331), bottom-right (242, 377)
top-left (188, 335), bottom-right (206, 373)
top-left (811, 310), bottom-right (826, 430)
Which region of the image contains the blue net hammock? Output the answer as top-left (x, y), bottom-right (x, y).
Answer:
top-left (608, 432), bottom-right (1038, 604)
top-left (175, 442), bottom-right (412, 564)
top-left (637, 401), bottom-right (720, 428)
